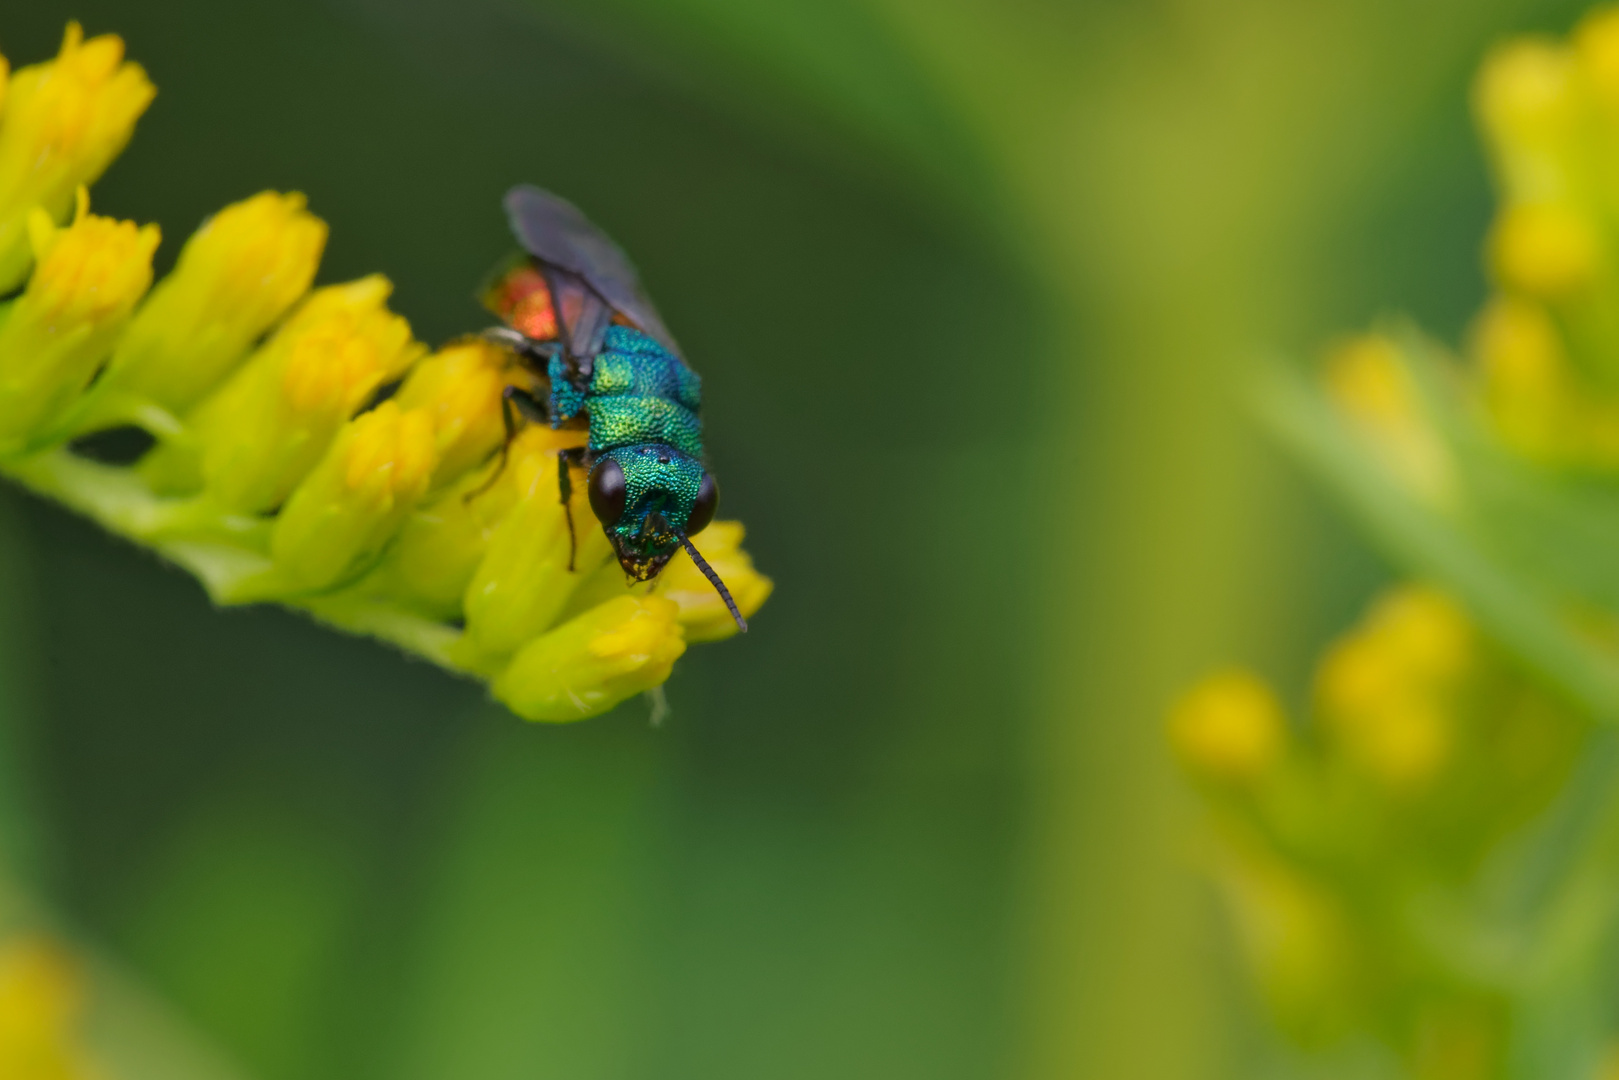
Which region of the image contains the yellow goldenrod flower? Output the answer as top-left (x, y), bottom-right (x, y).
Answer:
top-left (1472, 296), bottom-right (1570, 459)
top-left (0, 196), bottom-right (157, 450)
top-left (1323, 335), bottom-right (1453, 503)
top-left (1474, 39), bottom-right (1577, 203)
top-left (492, 595), bottom-right (687, 722)
top-left (1172, 582), bottom-right (1585, 1070)
top-left (0, 25), bottom-right (768, 722)
top-left (0, 24), bottom-right (154, 291)
top-left (102, 190), bottom-right (326, 415)
top-left (653, 520), bottom-right (775, 641)
top-left (1314, 586), bottom-right (1471, 788)
top-left (1577, 6), bottom-right (1619, 111)
top-left (392, 338), bottom-right (518, 488)
top-left (1366, 586), bottom-right (1475, 685)
top-left (1167, 669), bottom-right (1286, 784)
top-left (1489, 201), bottom-right (1601, 298)
top-left (0, 934), bottom-right (100, 1080)
top-left (368, 427), bottom-right (569, 620)
top-left (142, 276), bottom-right (423, 510)
top-left (269, 401), bottom-right (438, 592)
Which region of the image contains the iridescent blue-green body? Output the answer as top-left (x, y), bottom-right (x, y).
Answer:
top-left (548, 325), bottom-right (709, 579)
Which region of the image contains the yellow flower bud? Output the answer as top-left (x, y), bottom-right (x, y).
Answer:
top-left (654, 520), bottom-right (774, 641)
top-left (269, 402), bottom-right (438, 592)
top-left (105, 190), bottom-right (328, 413)
top-left (1577, 6), bottom-right (1619, 110)
top-left (493, 595), bottom-right (687, 722)
top-left (1490, 201), bottom-right (1601, 298)
top-left (1324, 335), bottom-right (1413, 424)
top-left (1314, 586), bottom-right (1470, 789)
top-left (0, 199), bottom-right (158, 448)
top-left (1474, 39), bottom-right (1577, 202)
top-left (1368, 586), bottom-right (1474, 686)
top-left (1472, 296), bottom-right (1569, 458)
top-left (375, 426), bottom-right (578, 619)
top-left (1323, 335), bottom-right (1452, 502)
top-left (1167, 669), bottom-right (1286, 783)
top-left (0, 934), bottom-right (95, 1079)
top-left (392, 338), bottom-right (519, 488)
top-left (456, 435), bottom-right (611, 662)
top-left (0, 24), bottom-right (155, 291)
top-left (142, 276), bottom-right (423, 509)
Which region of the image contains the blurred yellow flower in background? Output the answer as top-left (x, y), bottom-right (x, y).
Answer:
top-left (0, 934), bottom-right (102, 1080)
top-left (1168, 669), bottom-right (1285, 784)
top-left (1172, 583), bottom-right (1587, 1071)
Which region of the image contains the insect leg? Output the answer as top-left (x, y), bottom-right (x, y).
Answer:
top-left (480, 326), bottom-right (559, 368)
top-left (463, 385), bottom-right (550, 502)
top-left (557, 445), bottom-right (588, 572)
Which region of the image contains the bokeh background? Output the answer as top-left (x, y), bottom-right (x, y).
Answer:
top-left (0, 1), bottom-right (1599, 1077)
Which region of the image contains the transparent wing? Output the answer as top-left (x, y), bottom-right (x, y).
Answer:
top-left (504, 185), bottom-right (681, 357)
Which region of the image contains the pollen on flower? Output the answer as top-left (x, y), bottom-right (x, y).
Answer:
top-left (0, 23), bottom-right (155, 290)
top-left (1168, 669), bottom-right (1286, 783)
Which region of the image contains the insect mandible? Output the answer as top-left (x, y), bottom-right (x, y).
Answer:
top-left (477, 184), bottom-right (746, 632)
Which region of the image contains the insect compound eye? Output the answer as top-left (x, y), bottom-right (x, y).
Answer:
top-left (687, 473), bottom-right (719, 536)
top-left (588, 459), bottom-right (627, 526)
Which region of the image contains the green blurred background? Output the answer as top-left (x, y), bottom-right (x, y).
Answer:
top-left (0, 0), bottom-right (1600, 1077)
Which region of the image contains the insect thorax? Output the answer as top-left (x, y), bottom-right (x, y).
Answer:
top-left (579, 327), bottom-right (703, 458)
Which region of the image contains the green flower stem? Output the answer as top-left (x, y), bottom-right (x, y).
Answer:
top-left (1254, 363), bottom-right (1619, 721)
top-left (0, 445), bottom-right (473, 679)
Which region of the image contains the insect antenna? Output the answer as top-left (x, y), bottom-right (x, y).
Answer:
top-left (678, 533), bottom-right (747, 633)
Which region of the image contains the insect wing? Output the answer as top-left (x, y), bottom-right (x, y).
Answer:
top-left (504, 185), bottom-right (681, 356)
top-left (546, 267), bottom-right (613, 367)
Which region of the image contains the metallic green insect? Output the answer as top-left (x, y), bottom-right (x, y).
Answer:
top-left (480, 184), bottom-right (746, 632)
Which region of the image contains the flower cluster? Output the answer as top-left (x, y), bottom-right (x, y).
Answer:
top-left (1172, 587), bottom-right (1587, 1069)
top-left (0, 26), bottom-right (771, 721)
top-left (1186, 4), bottom-right (1619, 1072)
top-left (1472, 6), bottom-right (1619, 466)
